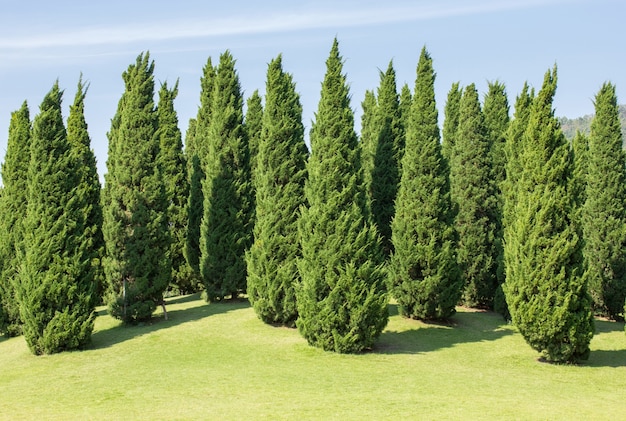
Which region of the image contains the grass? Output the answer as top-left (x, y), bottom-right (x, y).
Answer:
top-left (0, 294), bottom-right (625, 420)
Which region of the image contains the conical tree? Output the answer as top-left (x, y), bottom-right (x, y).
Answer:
top-left (297, 38), bottom-right (388, 353)
top-left (66, 77), bottom-right (104, 302)
top-left (390, 47), bottom-right (461, 320)
top-left (102, 53), bottom-right (171, 323)
top-left (0, 101), bottom-right (30, 337)
top-left (360, 89), bottom-right (377, 209)
top-left (503, 67), bottom-right (594, 363)
top-left (398, 83), bottom-right (412, 132)
top-left (450, 84), bottom-right (499, 308)
top-left (200, 51), bottom-right (254, 301)
top-left (582, 82), bottom-right (626, 320)
top-left (185, 58), bottom-right (216, 278)
top-left (370, 61), bottom-right (404, 255)
top-left (246, 55), bottom-right (308, 326)
top-left (441, 82), bottom-right (462, 164)
top-left (156, 80), bottom-right (194, 294)
top-left (246, 89), bottom-right (263, 184)
top-left (17, 82), bottom-right (97, 354)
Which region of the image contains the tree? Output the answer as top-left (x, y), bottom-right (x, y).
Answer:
top-left (297, 38), bottom-right (388, 353)
top-left (246, 55), bottom-right (308, 326)
top-left (450, 84), bottom-right (499, 308)
top-left (389, 47), bottom-right (461, 320)
top-left (17, 82), bottom-right (97, 354)
top-left (156, 80), bottom-right (195, 294)
top-left (441, 82), bottom-right (462, 164)
top-left (360, 89), bottom-right (377, 212)
top-left (246, 89), bottom-right (263, 184)
top-left (66, 77), bottom-right (104, 302)
top-left (102, 53), bottom-right (171, 323)
top-left (200, 51), bottom-right (254, 301)
top-left (398, 83), bottom-right (412, 132)
top-left (503, 67), bottom-right (594, 363)
top-left (370, 61), bottom-right (404, 255)
top-left (582, 82), bottom-right (626, 320)
top-left (0, 101), bottom-right (30, 337)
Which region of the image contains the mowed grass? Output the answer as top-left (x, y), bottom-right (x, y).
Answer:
top-left (1, 295), bottom-right (625, 420)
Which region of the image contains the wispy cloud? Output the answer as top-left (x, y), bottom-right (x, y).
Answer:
top-left (0, 0), bottom-right (566, 50)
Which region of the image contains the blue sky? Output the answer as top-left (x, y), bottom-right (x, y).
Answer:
top-left (0, 0), bottom-right (624, 179)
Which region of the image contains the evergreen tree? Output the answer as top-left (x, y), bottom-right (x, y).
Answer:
top-left (246, 89), bottom-right (263, 183)
top-left (582, 82), bottom-right (626, 320)
top-left (185, 58), bottom-right (216, 278)
top-left (18, 82), bottom-right (97, 354)
top-left (571, 130), bottom-right (589, 213)
top-left (398, 83), bottom-right (412, 132)
top-left (389, 47), bottom-right (461, 320)
top-left (66, 77), bottom-right (104, 302)
top-left (442, 82), bottom-right (462, 164)
top-left (503, 67), bottom-right (594, 363)
top-left (246, 55), bottom-right (308, 326)
top-left (450, 84), bottom-right (499, 308)
top-left (371, 61), bottom-right (404, 255)
top-left (297, 38), bottom-right (388, 353)
top-left (156, 81), bottom-right (194, 294)
top-left (102, 53), bottom-right (171, 323)
top-left (0, 101), bottom-right (30, 337)
top-left (360, 89), bottom-right (377, 210)
top-left (200, 51), bottom-right (253, 301)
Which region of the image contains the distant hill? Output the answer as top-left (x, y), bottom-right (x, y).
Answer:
top-left (559, 104), bottom-right (626, 142)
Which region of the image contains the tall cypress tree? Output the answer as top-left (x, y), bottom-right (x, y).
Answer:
top-left (583, 82), bottom-right (626, 320)
top-left (246, 89), bottom-right (263, 184)
top-left (389, 47), bottom-right (461, 320)
top-left (503, 67), bottom-right (594, 363)
top-left (103, 53), bottom-right (171, 323)
top-left (156, 81), bottom-right (194, 294)
top-left (360, 89), bottom-right (377, 210)
top-left (441, 82), bottom-right (462, 165)
top-left (398, 83), bottom-right (412, 132)
top-left (371, 61), bottom-right (404, 256)
top-left (451, 84), bottom-right (499, 308)
top-left (246, 55), bottom-right (308, 326)
top-left (0, 101), bottom-right (30, 337)
top-left (297, 38), bottom-right (388, 353)
top-left (18, 82), bottom-right (96, 354)
top-left (185, 58), bottom-right (216, 278)
top-left (200, 51), bottom-right (253, 301)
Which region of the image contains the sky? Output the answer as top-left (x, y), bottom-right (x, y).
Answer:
top-left (0, 0), bottom-right (624, 179)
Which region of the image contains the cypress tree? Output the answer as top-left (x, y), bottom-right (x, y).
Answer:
top-left (246, 55), bottom-right (308, 326)
top-left (442, 82), bottom-right (462, 164)
top-left (503, 67), bottom-right (594, 363)
top-left (360, 89), bottom-right (377, 210)
top-left (371, 61), bottom-right (404, 255)
top-left (185, 58), bottom-right (216, 278)
top-left (582, 82), bottom-right (626, 320)
top-left (156, 81), bottom-right (195, 294)
top-left (66, 77), bottom-right (104, 302)
top-left (246, 89), bottom-right (263, 183)
top-left (297, 38), bottom-right (388, 353)
top-left (18, 82), bottom-right (96, 354)
top-left (389, 47), bottom-right (461, 320)
top-left (102, 53), bottom-right (171, 323)
top-left (398, 83), bottom-right (412, 132)
top-left (200, 51), bottom-right (253, 301)
top-left (0, 101), bottom-right (30, 337)
top-left (451, 84), bottom-right (499, 308)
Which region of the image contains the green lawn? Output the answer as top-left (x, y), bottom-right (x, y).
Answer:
top-left (1, 294), bottom-right (624, 420)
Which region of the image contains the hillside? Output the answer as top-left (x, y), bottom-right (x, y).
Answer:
top-left (559, 104), bottom-right (626, 141)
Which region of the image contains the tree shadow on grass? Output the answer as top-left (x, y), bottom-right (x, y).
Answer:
top-left (374, 304), bottom-right (513, 355)
top-left (586, 319), bottom-right (626, 368)
top-left (90, 294), bottom-right (250, 350)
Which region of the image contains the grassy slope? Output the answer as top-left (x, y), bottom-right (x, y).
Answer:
top-left (0, 294), bottom-right (624, 420)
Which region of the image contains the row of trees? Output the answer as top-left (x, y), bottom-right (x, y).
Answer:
top-left (1, 39), bottom-right (624, 362)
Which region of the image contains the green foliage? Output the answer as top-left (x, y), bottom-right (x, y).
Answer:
top-left (200, 51), bottom-right (254, 301)
top-left (156, 81), bottom-right (196, 294)
top-left (102, 53), bottom-right (171, 323)
top-left (66, 77), bottom-right (105, 302)
top-left (559, 104), bottom-right (626, 143)
top-left (582, 82), bottom-right (626, 320)
top-left (389, 47), bottom-right (461, 320)
top-left (398, 83), bottom-right (412, 132)
top-left (571, 131), bottom-right (588, 209)
top-left (18, 82), bottom-right (97, 354)
top-left (360, 89), bottom-right (377, 214)
top-left (246, 55), bottom-right (308, 327)
top-left (442, 82), bottom-right (462, 164)
top-left (370, 61), bottom-right (404, 256)
top-left (451, 84), bottom-right (499, 308)
top-left (0, 101), bottom-right (30, 337)
top-left (246, 89), bottom-right (263, 183)
top-left (503, 67), bottom-right (594, 363)
top-left (297, 38), bottom-right (388, 353)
